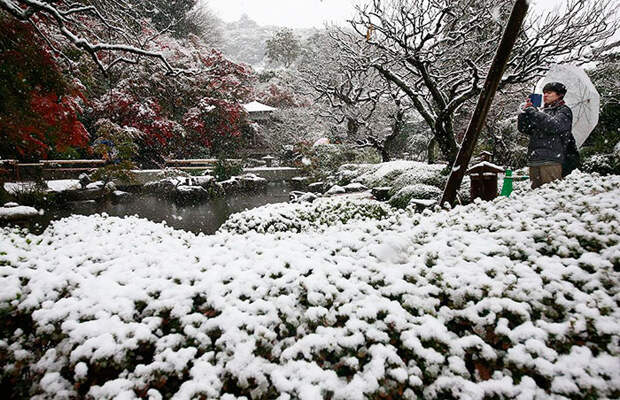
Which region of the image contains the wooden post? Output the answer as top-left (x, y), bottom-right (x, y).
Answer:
top-left (440, 0), bottom-right (529, 207)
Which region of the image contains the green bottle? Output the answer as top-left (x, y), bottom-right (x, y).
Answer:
top-left (500, 169), bottom-right (513, 197)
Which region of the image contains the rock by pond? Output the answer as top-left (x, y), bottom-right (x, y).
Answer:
top-left (0, 202), bottom-right (40, 221)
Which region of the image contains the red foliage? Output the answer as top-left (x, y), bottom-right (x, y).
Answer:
top-left (94, 89), bottom-right (178, 147)
top-left (258, 84), bottom-right (302, 108)
top-left (196, 49), bottom-right (254, 102)
top-left (182, 98), bottom-right (245, 152)
top-left (0, 17), bottom-right (89, 159)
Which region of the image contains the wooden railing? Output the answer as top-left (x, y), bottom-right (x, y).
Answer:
top-left (164, 159), bottom-right (218, 171)
top-left (163, 158), bottom-right (247, 171)
top-left (1, 159), bottom-right (105, 181)
top-left (1, 157), bottom-right (278, 181)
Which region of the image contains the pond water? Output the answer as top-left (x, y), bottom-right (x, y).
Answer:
top-left (8, 182), bottom-right (294, 235)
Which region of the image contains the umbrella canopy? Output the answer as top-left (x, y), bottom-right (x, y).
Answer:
top-left (535, 64), bottom-right (600, 148)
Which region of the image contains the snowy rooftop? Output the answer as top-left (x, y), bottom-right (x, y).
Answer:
top-left (467, 161), bottom-right (505, 173)
top-left (243, 101), bottom-right (277, 113)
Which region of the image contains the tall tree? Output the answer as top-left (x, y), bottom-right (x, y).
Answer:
top-left (299, 30), bottom-right (412, 161)
top-left (348, 0), bottom-right (618, 163)
top-left (0, 16), bottom-right (88, 160)
top-left (266, 28), bottom-right (301, 68)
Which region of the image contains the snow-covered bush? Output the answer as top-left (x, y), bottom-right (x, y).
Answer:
top-left (218, 197), bottom-right (396, 234)
top-left (581, 153), bottom-right (619, 175)
top-left (389, 184), bottom-right (443, 208)
top-left (1, 172), bottom-right (619, 399)
top-left (301, 144), bottom-right (381, 181)
top-left (335, 161), bottom-right (473, 205)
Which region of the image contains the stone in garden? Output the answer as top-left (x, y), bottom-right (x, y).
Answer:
top-left (343, 182), bottom-right (368, 193)
top-left (78, 173), bottom-right (91, 189)
top-left (174, 185), bottom-right (209, 204)
top-left (104, 181), bottom-right (117, 192)
top-left (0, 204), bottom-right (39, 221)
top-left (371, 186), bottom-right (392, 201)
top-left (289, 191), bottom-right (306, 202)
top-left (307, 182), bottom-right (325, 193)
top-left (289, 191), bottom-right (317, 203)
top-left (291, 176), bottom-right (309, 190)
top-left (192, 175), bottom-right (215, 188)
top-left (298, 192), bottom-right (318, 203)
top-left (239, 174), bottom-right (267, 191)
top-left (409, 198), bottom-right (438, 212)
top-left (219, 177), bottom-right (241, 193)
top-left (111, 190), bottom-right (132, 203)
top-left (65, 187), bottom-right (103, 202)
top-left (324, 185), bottom-right (346, 196)
top-left (143, 177), bottom-right (181, 195)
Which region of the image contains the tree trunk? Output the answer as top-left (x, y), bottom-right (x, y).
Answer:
top-left (346, 117), bottom-right (359, 137)
top-left (380, 146), bottom-right (390, 162)
top-left (381, 109), bottom-right (406, 162)
top-left (433, 125), bottom-right (459, 164)
top-left (427, 137), bottom-right (437, 164)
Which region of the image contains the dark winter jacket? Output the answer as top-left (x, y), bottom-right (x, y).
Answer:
top-left (518, 102), bottom-right (573, 165)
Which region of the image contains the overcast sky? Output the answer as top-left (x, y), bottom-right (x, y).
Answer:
top-left (206, 0), bottom-right (357, 28)
top-left (205, 0), bottom-right (570, 29)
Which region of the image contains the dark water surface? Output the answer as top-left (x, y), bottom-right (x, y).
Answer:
top-left (9, 182), bottom-right (293, 235)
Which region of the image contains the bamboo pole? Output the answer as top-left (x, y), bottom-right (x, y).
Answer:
top-left (440, 0), bottom-right (530, 207)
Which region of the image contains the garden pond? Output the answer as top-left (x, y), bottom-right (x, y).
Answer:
top-left (2, 182), bottom-right (294, 235)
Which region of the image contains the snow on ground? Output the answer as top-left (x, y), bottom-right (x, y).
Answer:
top-left (0, 172), bottom-right (619, 399)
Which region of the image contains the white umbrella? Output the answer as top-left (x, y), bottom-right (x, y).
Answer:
top-left (535, 64), bottom-right (600, 148)
top-left (312, 137), bottom-right (330, 147)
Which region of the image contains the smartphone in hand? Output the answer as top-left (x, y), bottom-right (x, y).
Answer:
top-left (528, 93), bottom-right (542, 108)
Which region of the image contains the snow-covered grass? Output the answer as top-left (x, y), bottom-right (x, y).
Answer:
top-left (1, 172), bottom-right (619, 399)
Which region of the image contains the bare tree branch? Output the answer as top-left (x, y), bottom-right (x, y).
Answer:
top-left (343, 0), bottom-right (619, 163)
top-left (0, 0), bottom-right (188, 75)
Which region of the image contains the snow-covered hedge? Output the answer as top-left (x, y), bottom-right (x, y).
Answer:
top-left (581, 153), bottom-right (619, 175)
top-left (218, 198), bottom-right (396, 234)
top-left (1, 172), bottom-right (619, 399)
top-left (389, 184), bottom-right (443, 208)
top-left (335, 161), bottom-right (475, 206)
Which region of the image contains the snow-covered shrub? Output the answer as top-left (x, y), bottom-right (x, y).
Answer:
top-left (212, 159), bottom-right (244, 182)
top-left (1, 172), bottom-right (619, 399)
top-left (303, 144), bottom-right (381, 181)
top-left (347, 160), bottom-right (432, 188)
top-left (335, 161), bottom-right (474, 205)
top-left (333, 163), bottom-right (376, 186)
top-left (218, 197), bottom-right (395, 234)
top-left (389, 184), bottom-right (443, 208)
top-left (581, 153), bottom-right (619, 175)
top-left (4, 181), bottom-right (51, 208)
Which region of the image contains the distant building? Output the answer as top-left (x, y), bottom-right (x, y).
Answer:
top-left (242, 101), bottom-right (277, 156)
top-left (243, 101), bottom-right (277, 121)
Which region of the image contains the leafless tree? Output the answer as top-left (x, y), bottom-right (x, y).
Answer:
top-left (0, 0), bottom-right (192, 75)
top-left (348, 0), bottom-right (619, 163)
top-left (299, 29), bottom-right (414, 161)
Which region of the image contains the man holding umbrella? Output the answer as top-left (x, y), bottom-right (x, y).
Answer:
top-left (518, 82), bottom-right (579, 189)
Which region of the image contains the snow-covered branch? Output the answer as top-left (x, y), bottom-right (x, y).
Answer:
top-left (0, 0), bottom-right (187, 75)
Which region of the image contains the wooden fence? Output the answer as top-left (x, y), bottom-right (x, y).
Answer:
top-left (1, 159), bottom-right (106, 181)
top-left (0, 158), bottom-right (253, 181)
